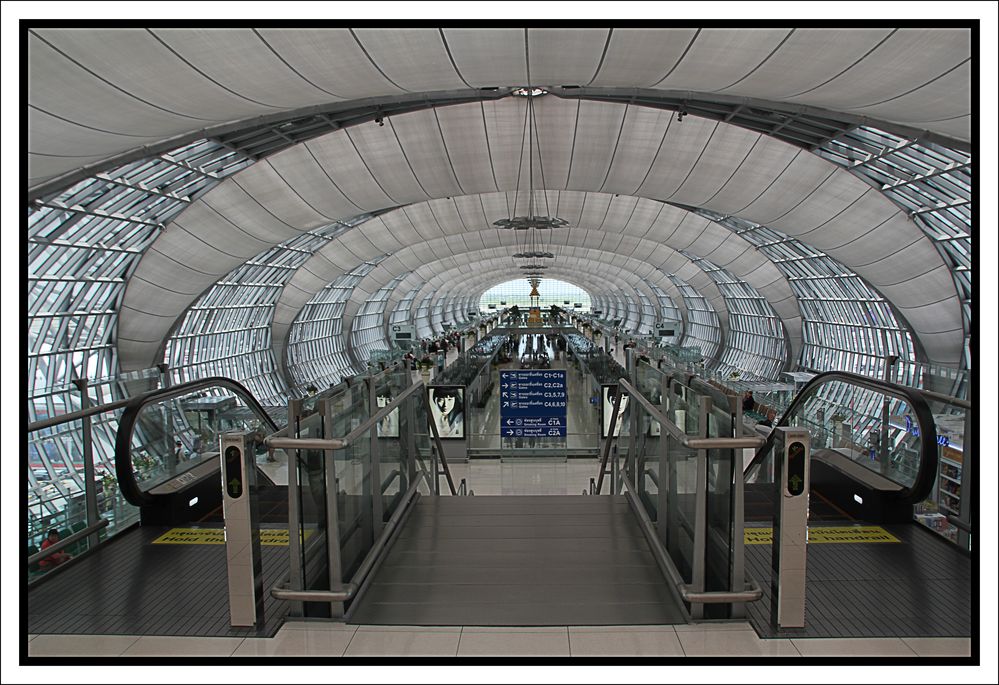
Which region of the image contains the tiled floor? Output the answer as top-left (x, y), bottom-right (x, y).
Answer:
top-left (27, 621), bottom-right (972, 658)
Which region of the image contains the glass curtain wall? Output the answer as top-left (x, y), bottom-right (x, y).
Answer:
top-left (669, 275), bottom-right (721, 362)
top-left (815, 126), bottom-right (972, 375)
top-left (351, 274), bottom-right (407, 363)
top-left (649, 284), bottom-right (684, 342)
top-left (164, 215), bottom-right (378, 406)
top-left (27, 139), bottom-right (256, 544)
top-left (680, 252), bottom-right (787, 381)
top-left (285, 261), bottom-right (381, 393)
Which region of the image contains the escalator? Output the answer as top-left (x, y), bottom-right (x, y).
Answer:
top-left (739, 371), bottom-right (971, 638)
top-left (743, 370), bottom-right (939, 523)
top-left (113, 376), bottom-right (284, 526)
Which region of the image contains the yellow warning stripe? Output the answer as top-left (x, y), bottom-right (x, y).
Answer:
top-left (152, 528), bottom-right (314, 546)
top-left (745, 526), bottom-right (900, 545)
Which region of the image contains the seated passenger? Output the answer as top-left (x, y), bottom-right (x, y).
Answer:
top-left (39, 529), bottom-right (72, 570)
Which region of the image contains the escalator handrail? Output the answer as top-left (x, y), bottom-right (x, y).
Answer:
top-left (114, 376), bottom-right (280, 507)
top-left (744, 370), bottom-right (939, 504)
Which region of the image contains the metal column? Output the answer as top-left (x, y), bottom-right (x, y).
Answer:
top-left (771, 426), bottom-right (810, 629)
top-left (220, 432), bottom-right (264, 627)
top-left (73, 378), bottom-right (101, 551)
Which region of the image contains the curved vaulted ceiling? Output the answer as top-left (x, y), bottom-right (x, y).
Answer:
top-left (28, 27), bottom-right (970, 192)
top-left (114, 95), bottom-right (960, 370)
top-left (25, 25), bottom-right (974, 407)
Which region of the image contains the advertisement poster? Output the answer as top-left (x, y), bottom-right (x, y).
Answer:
top-left (601, 384), bottom-right (630, 439)
top-left (429, 386), bottom-right (465, 439)
top-left (376, 395), bottom-right (399, 438)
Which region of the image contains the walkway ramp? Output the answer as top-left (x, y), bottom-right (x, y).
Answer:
top-left (347, 495), bottom-right (686, 626)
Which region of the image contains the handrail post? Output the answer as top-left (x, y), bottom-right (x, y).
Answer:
top-left (690, 394), bottom-right (711, 620)
top-left (286, 398), bottom-right (304, 617)
top-left (366, 376), bottom-right (384, 539)
top-left (320, 398), bottom-right (345, 618)
top-left (73, 378), bottom-right (101, 551)
top-left (729, 393), bottom-right (747, 619)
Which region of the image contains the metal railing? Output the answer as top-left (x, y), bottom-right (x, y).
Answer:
top-left (596, 370), bottom-right (765, 618)
top-left (270, 377), bottom-right (465, 613)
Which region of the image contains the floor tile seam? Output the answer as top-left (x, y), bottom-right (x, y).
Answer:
top-left (341, 624), bottom-right (360, 656)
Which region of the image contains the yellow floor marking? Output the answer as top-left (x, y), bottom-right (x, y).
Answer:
top-left (153, 528), bottom-right (313, 545)
top-left (745, 526), bottom-right (900, 545)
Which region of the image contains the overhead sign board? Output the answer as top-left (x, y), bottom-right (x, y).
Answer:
top-left (500, 370), bottom-right (567, 438)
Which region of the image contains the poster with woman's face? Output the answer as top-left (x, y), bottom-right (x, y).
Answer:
top-left (601, 384), bottom-right (630, 439)
top-left (376, 395), bottom-right (399, 438)
top-left (429, 386), bottom-right (465, 439)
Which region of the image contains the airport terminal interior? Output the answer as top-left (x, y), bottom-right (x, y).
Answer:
top-left (15, 16), bottom-right (992, 671)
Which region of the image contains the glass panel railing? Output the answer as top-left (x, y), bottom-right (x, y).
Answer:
top-left (704, 399), bottom-right (737, 615)
top-left (334, 433), bottom-right (371, 582)
top-left (609, 362), bottom-right (760, 617)
top-left (291, 406), bottom-right (333, 616)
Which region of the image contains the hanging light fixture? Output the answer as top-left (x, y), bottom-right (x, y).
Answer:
top-left (497, 85), bottom-right (569, 294)
top-left (512, 251), bottom-right (555, 259)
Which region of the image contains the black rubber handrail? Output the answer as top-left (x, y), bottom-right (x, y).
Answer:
top-left (744, 370), bottom-right (938, 504)
top-left (114, 376), bottom-right (280, 507)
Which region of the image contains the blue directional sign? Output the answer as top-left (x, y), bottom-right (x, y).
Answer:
top-left (500, 370), bottom-right (567, 438)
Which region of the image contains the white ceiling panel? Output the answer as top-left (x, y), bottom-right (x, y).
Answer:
top-left (441, 28), bottom-right (528, 87)
top-left (29, 31), bottom-right (203, 137)
top-left (720, 28), bottom-right (895, 99)
top-left (434, 103), bottom-right (501, 193)
top-left (527, 28), bottom-right (610, 87)
top-left (262, 147), bottom-right (368, 217)
top-left (636, 115), bottom-right (718, 200)
top-left (565, 100), bottom-right (627, 190)
top-left (590, 28), bottom-right (699, 87)
top-left (192, 190), bottom-right (302, 245)
top-left (602, 106), bottom-right (674, 194)
top-left (849, 60), bottom-right (971, 125)
top-left (149, 28), bottom-right (338, 107)
top-left (800, 29), bottom-right (970, 110)
top-left (28, 26), bottom-right (972, 191)
top-left (353, 28), bottom-right (467, 92)
top-left (480, 98), bottom-right (530, 191)
top-left (255, 28), bottom-right (398, 97)
top-left (766, 177), bottom-right (872, 235)
top-left (669, 123), bottom-right (763, 206)
top-left (345, 124), bottom-right (434, 203)
top-left (388, 108), bottom-right (468, 198)
top-left (171, 201), bottom-right (290, 249)
top-left (656, 28), bottom-right (794, 92)
top-left (736, 155), bottom-right (839, 224)
top-left (226, 163), bottom-right (337, 229)
top-left (301, 128), bottom-right (400, 210)
top-left (707, 144), bottom-right (802, 215)
top-left (531, 97), bottom-right (579, 189)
